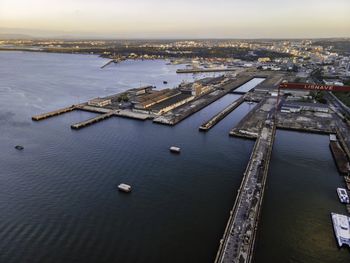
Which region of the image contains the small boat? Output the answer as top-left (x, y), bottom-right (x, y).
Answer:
top-left (330, 134), bottom-right (337, 142)
top-left (15, 145), bottom-right (24, 150)
top-left (163, 81), bottom-right (168, 84)
top-left (331, 212), bottom-right (350, 247)
top-left (118, 183), bottom-right (132, 193)
top-left (329, 140), bottom-right (349, 174)
top-left (169, 146), bottom-right (181, 153)
top-left (337, 188), bottom-right (349, 203)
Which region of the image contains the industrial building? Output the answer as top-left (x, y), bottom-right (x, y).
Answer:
top-left (88, 98), bottom-right (112, 107)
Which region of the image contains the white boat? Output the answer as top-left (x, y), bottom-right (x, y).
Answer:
top-left (331, 213), bottom-right (350, 247)
top-left (337, 188), bottom-right (350, 204)
top-left (118, 183), bottom-right (132, 193)
top-left (169, 146), bottom-right (181, 153)
top-left (330, 134), bottom-right (337, 142)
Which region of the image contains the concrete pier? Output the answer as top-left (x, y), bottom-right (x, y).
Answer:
top-left (75, 104), bottom-right (111, 114)
top-left (101, 59), bottom-right (116, 69)
top-left (215, 118), bottom-right (276, 263)
top-left (229, 97), bottom-right (275, 139)
top-left (71, 111), bottom-right (114, 129)
top-left (113, 109), bottom-right (150, 120)
top-left (32, 105), bottom-right (76, 121)
top-left (71, 109), bottom-right (150, 130)
top-left (199, 96), bottom-right (245, 131)
top-left (176, 68), bottom-right (236, 74)
top-left (153, 76), bottom-right (253, 126)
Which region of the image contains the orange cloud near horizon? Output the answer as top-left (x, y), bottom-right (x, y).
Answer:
top-left (0, 0), bottom-right (349, 38)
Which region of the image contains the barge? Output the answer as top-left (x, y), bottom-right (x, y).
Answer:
top-left (329, 135), bottom-right (350, 175)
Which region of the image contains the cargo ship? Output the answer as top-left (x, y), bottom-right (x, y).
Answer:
top-left (329, 135), bottom-right (350, 175)
top-left (331, 213), bottom-right (350, 247)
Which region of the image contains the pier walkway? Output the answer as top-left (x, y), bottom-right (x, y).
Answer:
top-left (32, 105), bottom-right (76, 121)
top-left (176, 68), bottom-right (236, 74)
top-left (229, 97), bottom-right (275, 139)
top-left (215, 117), bottom-right (276, 263)
top-left (71, 111), bottom-right (115, 129)
top-left (199, 96), bottom-right (245, 131)
top-left (71, 109), bottom-right (150, 130)
top-left (101, 59), bottom-right (116, 69)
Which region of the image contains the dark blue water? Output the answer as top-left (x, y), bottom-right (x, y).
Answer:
top-left (254, 131), bottom-right (350, 263)
top-left (0, 51), bottom-right (255, 263)
top-left (2, 51), bottom-right (345, 263)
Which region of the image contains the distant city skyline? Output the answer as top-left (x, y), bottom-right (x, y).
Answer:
top-left (1, 0), bottom-right (350, 39)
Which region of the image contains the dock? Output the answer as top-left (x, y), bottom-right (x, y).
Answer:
top-left (153, 76), bottom-right (253, 126)
top-left (330, 141), bottom-right (350, 175)
top-left (101, 59), bottom-right (116, 69)
top-left (199, 96), bottom-right (245, 131)
top-left (32, 105), bottom-right (76, 121)
top-left (176, 68), bottom-right (235, 74)
top-left (75, 104), bottom-right (111, 113)
top-left (71, 111), bottom-right (115, 129)
top-left (229, 97), bottom-right (276, 139)
top-left (215, 117), bottom-right (276, 263)
top-left (70, 109), bottom-right (150, 130)
top-left (114, 109), bottom-right (151, 120)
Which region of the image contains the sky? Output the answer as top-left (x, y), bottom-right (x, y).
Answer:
top-left (0, 0), bottom-right (349, 38)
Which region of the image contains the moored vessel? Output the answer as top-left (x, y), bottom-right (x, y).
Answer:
top-left (329, 137), bottom-right (350, 175)
top-left (337, 187), bottom-right (350, 204)
top-left (331, 213), bottom-right (350, 247)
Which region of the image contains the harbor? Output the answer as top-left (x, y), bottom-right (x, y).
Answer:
top-left (29, 64), bottom-right (350, 263)
top-left (31, 73), bottom-right (271, 129)
top-left (216, 79), bottom-right (350, 262)
top-left (6, 52), bottom-right (263, 263)
top-left (3, 51), bottom-right (350, 263)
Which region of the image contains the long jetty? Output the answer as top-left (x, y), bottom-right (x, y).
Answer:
top-left (101, 59), bottom-right (116, 69)
top-left (176, 68), bottom-right (236, 74)
top-left (199, 96), bottom-right (245, 131)
top-left (215, 118), bottom-right (276, 263)
top-left (70, 109), bottom-right (150, 130)
top-left (71, 111), bottom-right (115, 129)
top-left (32, 105), bottom-right (76, 121)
